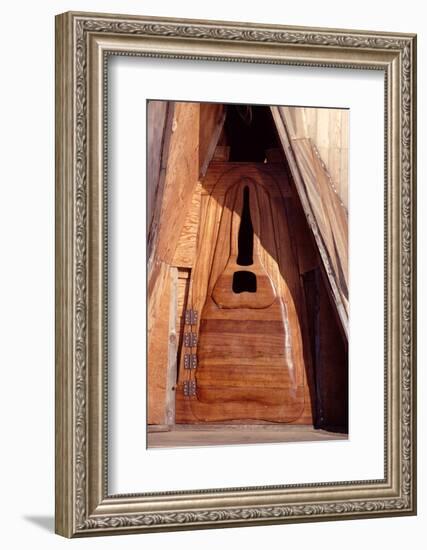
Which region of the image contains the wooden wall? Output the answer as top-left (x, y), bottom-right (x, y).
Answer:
top-left (148, 102), bottom-right (348, 431)
top-left (276, 106), bottom-right (349, 209)
top-left (271, 106), bottom-right (349, 430)
top-left (147, 101), bottom-right (225, 424)
top-left (175, 163), bottom-right (314, 424)
top-left (271, 106), bottom-right (349, 337)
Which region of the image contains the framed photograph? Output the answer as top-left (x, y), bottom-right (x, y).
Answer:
top-left (55, 11), bottom-right (417, 537)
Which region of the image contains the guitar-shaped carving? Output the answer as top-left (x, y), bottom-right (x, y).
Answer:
top-left (211, 184), bottom-right (276, 310)
top-left (191, 177), bottom-right (305, 421)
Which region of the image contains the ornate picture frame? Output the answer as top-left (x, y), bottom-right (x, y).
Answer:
top-left (55, 11), bottom-right (416, 537)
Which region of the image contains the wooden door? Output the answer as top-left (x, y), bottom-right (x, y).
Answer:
top-left (176, 163), bottom-right (311, 423)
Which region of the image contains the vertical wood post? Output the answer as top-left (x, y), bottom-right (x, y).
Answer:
top-left (165, 267), bottom-right (178, 425)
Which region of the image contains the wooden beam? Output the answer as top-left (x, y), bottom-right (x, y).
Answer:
top-left (165, 268), bottom-right (178, 426)
top-left (199, 103), bottom-right (226, 177)
top-left (154, 102), bottom-right (201, 265)
top-left (147, 263), bottom-right (171, 425)
top-left (147, 101), bottom-right (175, 263)
top-left (171, 183), bottom-right (202, 268)
top-left (276, 106), bottom-right (349, 210)
top-left (271, 106), bottom-right (348, 338)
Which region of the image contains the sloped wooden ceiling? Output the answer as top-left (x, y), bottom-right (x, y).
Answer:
top-left (271, 106), bottom-right (349, 338)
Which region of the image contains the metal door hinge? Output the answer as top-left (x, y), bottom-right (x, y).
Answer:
top-left (185, 309), bottom-right (198, 325)
top-left (184, 353), bottom-right (197, 369)
top-left (183, 380), bottom-right (197, 396)
top-left (184, 332), bottom-right (198, 347)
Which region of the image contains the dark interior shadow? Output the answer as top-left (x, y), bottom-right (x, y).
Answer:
top-left (23, 515), bottom-right (54, 533)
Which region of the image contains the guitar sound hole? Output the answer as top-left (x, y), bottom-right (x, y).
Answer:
top-left (237, 186), bottom-right (254, 266)
top-left (232, 271), bottom-right (257, 293)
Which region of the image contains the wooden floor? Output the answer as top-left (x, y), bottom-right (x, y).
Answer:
top-left (147, 424), bottom-right (347, 448)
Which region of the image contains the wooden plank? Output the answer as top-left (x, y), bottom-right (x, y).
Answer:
top-left (212, 145), bottom-right (230, 161)
top-left (283, 196), bottom-right (318, 275)
top-left (165, 268), bottom-right (178, 426)
top-left (176, 268), bottom-right (191, 386)
top-left (269, 190), bottom-right (314, 425)
top-left (148, 425), bottom-right (346, 448)
top-left (271, 106), bottom-right (348, 338)
top-left (147, 101), bottom-right (175, 262)
top-left (199, 103), bottom-right (226, 177)
top-left (298, 140), bottom-right (348, 325)
top-left (294, 139), bottom-right (348, 314)
top-left (147, 264), bottom-right (171, 425)
top-left (147, 259), bottom-right (169, 335)
top-left (147, 100), bottom-right (170, 235)
top-left (176, 268), bottom-right (191, 336)
top-left (152, 101), bottom-right (201, 265)
top-left (176, 163), bottom-right (311, 423)
top-left (171, 183), bottom-right (202, 268)
top-left (281, 192), bottom-right (319, 425)
top-left (277, 106), bottom-right (349, 210)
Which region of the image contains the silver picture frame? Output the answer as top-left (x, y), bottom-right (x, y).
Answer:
top-left (55, 11), bottom-right (417, 537)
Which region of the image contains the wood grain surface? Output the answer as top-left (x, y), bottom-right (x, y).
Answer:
top-left (147, 102), bottom-right (202, 424)
top-left (272, 106), bottom-right (349, 336)
top-left (147, 103), bottom-right (348, 430)
top-left (176, 163), bottom-right (310, 423)
top-left (276, 106), bottom-right (348, 209)
top-left (148, 424), bottom-right (347, 448)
